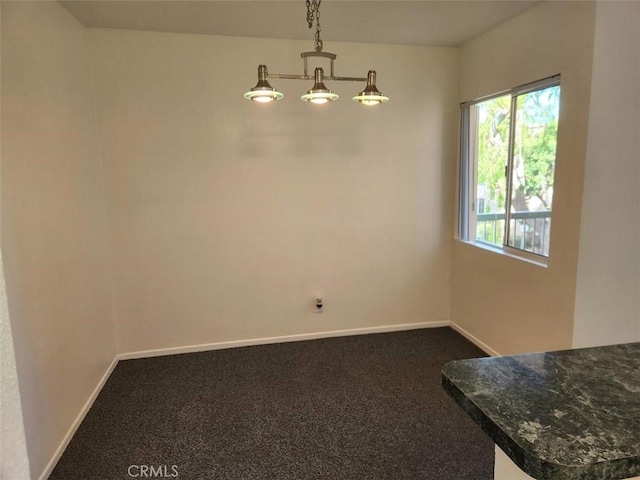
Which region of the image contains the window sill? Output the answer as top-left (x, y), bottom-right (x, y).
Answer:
top-left (457, 239), bottom-right (549, 268)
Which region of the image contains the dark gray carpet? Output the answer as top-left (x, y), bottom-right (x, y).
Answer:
top-left (50, 327), bottom-right (494, 479)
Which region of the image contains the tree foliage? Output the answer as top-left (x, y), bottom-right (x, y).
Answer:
top-left (474, 86), bottom-right (560, 253)
top-left (476, 86), bottom-right (560, 214)
top-left (476, 95), bottom-right (510, 214)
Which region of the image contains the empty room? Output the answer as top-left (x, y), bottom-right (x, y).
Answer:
top-left (1, 1), bottom-right (639, 479)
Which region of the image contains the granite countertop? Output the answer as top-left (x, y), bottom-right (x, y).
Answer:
top-left (441, 342), bottom-right (640, 480)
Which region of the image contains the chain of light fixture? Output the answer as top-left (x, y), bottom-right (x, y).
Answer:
top-left (243, 0), bottom-right (389, 106)
top-left (306, 0), bottom-right (323, 52)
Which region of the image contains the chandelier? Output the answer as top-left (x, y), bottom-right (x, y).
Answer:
top-left (244, 0), bottom-right (390, 106)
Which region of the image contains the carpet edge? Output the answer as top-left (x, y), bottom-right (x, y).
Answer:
top-left (118, 321), bottom-right (451, 361)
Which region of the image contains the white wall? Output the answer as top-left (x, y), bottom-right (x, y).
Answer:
top-left (1, 257), bottom-right (31, 480)
top-left (89, 29), bottom-right (459, 354)
top-left (451, 1), bottom-right (596, 355)
top-left (572, 0), bottom-right (640, 348)
top-left (0, 5), bottom-right (31, 479)
top-left (1, 2), bottom-right (117, 477)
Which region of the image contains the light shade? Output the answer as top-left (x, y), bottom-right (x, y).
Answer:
top-left (301, 68), bottom-right (339, 104)
top-left (352, 70), bottom-right (389, 106)
top-left (244, 65), bottom-right (284, 103)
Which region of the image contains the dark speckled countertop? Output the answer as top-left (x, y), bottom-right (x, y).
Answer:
top-left (442, 342), bottom-right (640, 480)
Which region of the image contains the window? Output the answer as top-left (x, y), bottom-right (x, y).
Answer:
top-left (458, 76), bottom-right (561, 259)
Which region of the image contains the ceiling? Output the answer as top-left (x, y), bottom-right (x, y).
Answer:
top-left (60, 0), bottom-right (540, 47)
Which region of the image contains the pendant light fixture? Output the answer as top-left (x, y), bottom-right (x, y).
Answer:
top-left (243, 65), bottom-right (285, 103)
top-left (244, 0), bottom-right (389, 106)
top-left (300, 67), bottom-right (339, 104)
top-left (352, 71), bottom-right (389, 105)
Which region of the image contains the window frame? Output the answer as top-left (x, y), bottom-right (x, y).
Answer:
top-left (457, 75), bottom-right (561, 265)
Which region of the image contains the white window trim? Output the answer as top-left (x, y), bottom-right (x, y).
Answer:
top-left (457, 74), bottom-right (561, 266)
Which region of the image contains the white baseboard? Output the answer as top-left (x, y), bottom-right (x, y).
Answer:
top-left (118, 321), bottom-right (450, 360)
top-left (38, 356), bottom-right (119, 480)
top-left (449, 321), bottom-right (501, 357)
